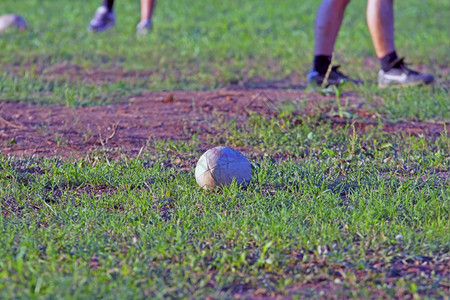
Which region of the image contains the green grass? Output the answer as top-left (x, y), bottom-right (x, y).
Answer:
top-left (0, 0), bottom-right (449, 298)
top-left (1, 117), bottom-right (449, 298)
top-left (1, 0), bottom-right (449, 119)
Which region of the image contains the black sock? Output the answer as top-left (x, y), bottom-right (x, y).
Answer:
top-left (380, 51), bottom-right (398, 72)
top-left (313, 55), bottom-right (332, 75)
top-left (103, 0), bottom-right (115, 12)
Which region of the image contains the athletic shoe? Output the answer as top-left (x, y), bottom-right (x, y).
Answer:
top-left (89, 6), bottom-right (116, 32)
top-left (136, 20), bottom-right (153, 35)
top-left (378, 58), bottom-right (434, 88)
top-left (307, 65), bottom-right (362, 87)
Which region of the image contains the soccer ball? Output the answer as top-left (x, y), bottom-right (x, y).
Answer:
top-left (0, 14), bottom-right (27, 33)
top-left (195, 146), bottom-right (252, 190)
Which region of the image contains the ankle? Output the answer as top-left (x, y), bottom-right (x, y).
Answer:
top-left (380, 51), bottom-right (398, 72)
top-left (313, 55), bottom-right (332, 75)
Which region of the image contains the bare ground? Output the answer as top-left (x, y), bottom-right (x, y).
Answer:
top-left (0, 88), bottom-right (448, 158)
top-left (1, 60), bottom-right (449, 159)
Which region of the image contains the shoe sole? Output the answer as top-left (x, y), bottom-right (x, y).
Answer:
top-left (378, 79), bottom-right (434, 89)
top-left (88, 22), bottom-right (115, 33)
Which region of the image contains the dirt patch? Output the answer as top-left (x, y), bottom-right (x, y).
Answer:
top-left (0, 89), bottom-right (448, 158)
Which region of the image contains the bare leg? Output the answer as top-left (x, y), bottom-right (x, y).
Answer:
top-left (314, 0), bottom-right (351, 56)
top-left (366, 0), bottom-right (395, 58)
top-left (140, 0), bottom-right (156, 22)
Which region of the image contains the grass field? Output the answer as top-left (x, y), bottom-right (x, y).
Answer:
top-left (1, 0), bottom-right (449, 298)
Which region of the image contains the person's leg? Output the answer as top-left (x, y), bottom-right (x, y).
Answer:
top-left (367, 0), bottom-right (434, 87)
top-left (137, 0), bottom-right (156, 35)
top-left (103, 0), bottom-right (115, 12)
top-left (366, 0), bottom-right (395, 59)
top-left (140, 0), bottom-right (156, 23)
top-left (314, 0), bottom-right (350, 58)
top-left (309, 0), bottom-right (361, 86)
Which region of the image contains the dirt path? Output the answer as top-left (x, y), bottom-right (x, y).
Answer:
top-left (0, 89), bottom-right (447, 158)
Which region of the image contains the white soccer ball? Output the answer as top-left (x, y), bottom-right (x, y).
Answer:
top-left (195, 146), bottom-right (252, 190)
top-left (0, 14), bottom-right (27, 33)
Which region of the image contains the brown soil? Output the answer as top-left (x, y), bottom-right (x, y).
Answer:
top-left (0, 88), bottom-right (448, 158)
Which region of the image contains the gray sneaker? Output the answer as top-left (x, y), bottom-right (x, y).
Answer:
top-left (307, 65), bottom-right (363, 87)
top-left (378, 58), bottom-right (434, 88)
top-left (89, 6), bottom-right (116, 32)
top-left (136, 20), bottom-right (153, 35)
